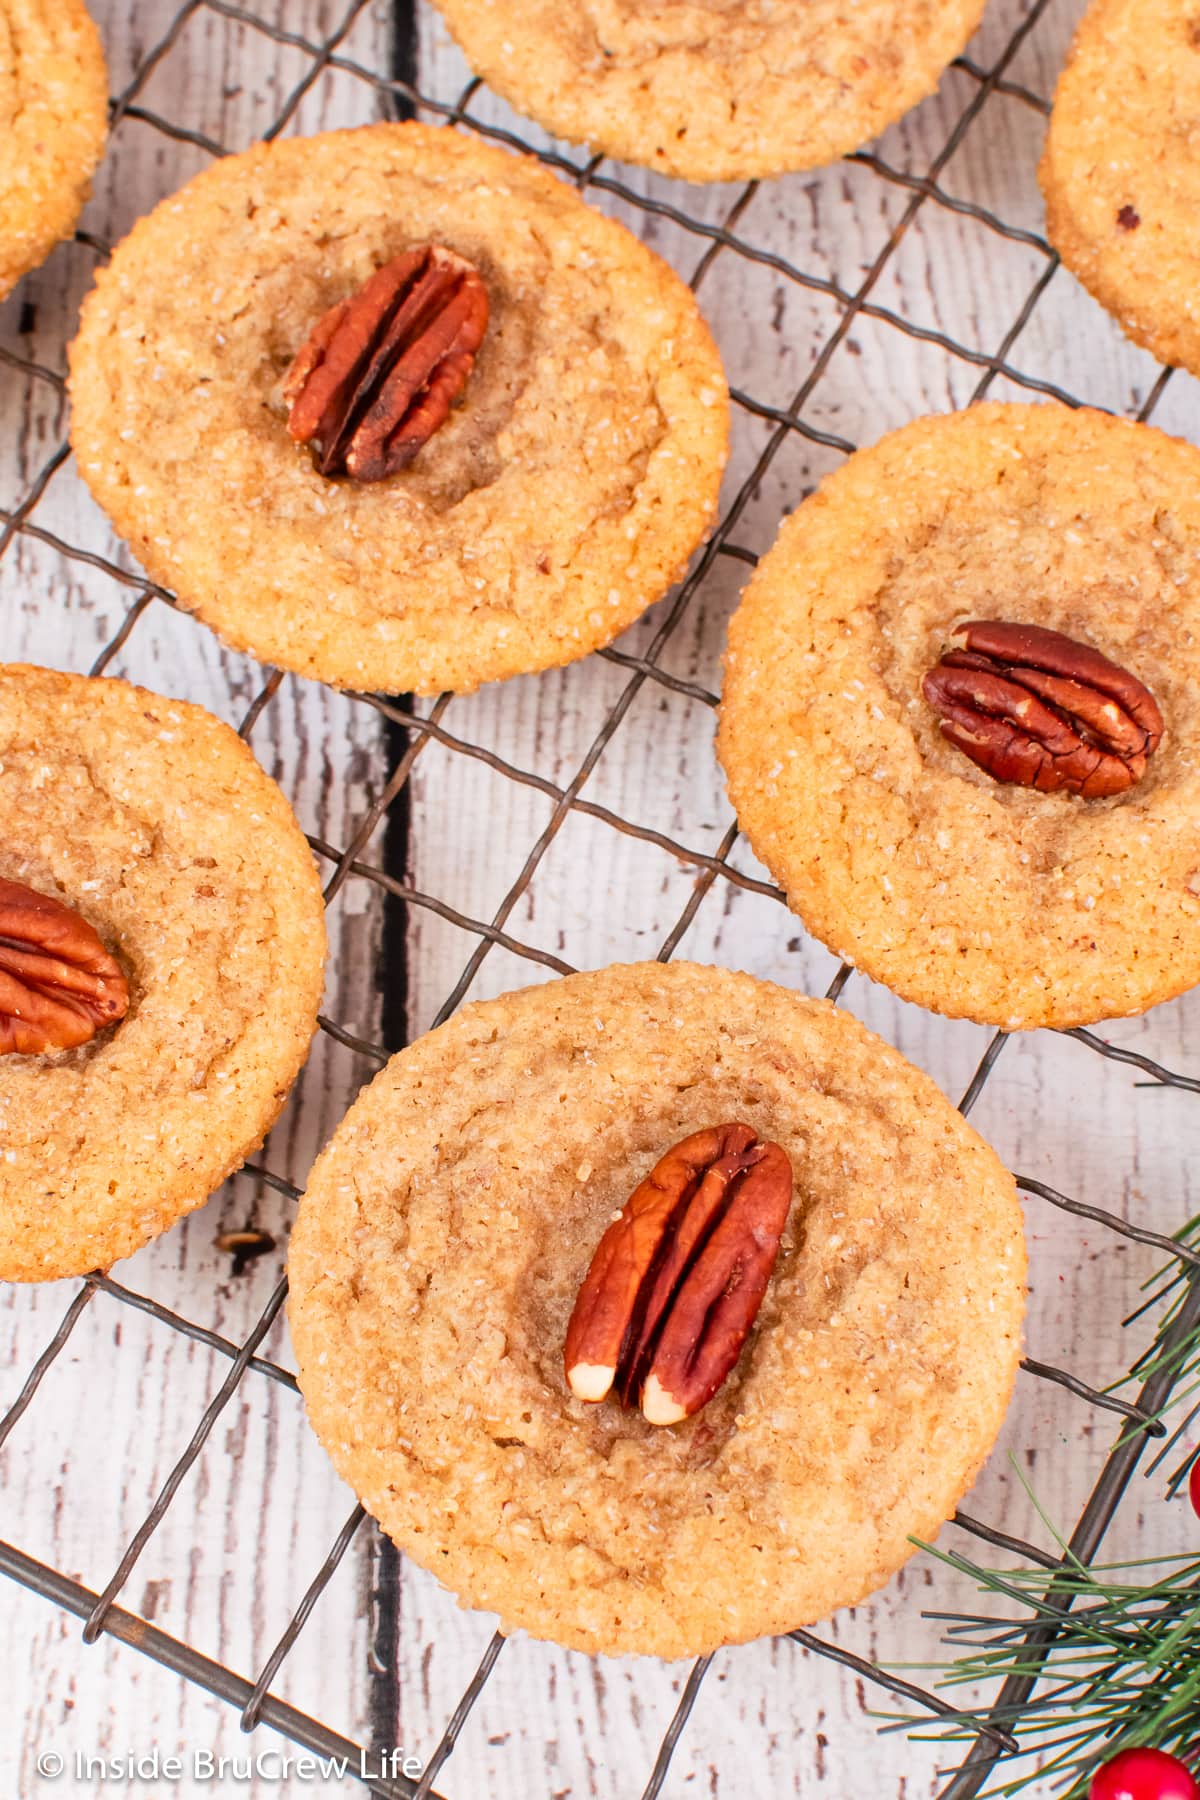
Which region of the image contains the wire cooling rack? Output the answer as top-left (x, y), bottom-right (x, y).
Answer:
top-left (4, 0), bottom-right (1200, 1794)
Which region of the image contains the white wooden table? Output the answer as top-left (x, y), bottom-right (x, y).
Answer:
top-left (4, 1), bottom-right (1200, 1794)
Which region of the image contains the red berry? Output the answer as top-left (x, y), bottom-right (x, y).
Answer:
top-left (1189, 1454), bottom-right (1200, 1520)
top-left (1090, 1747), bottom-right (1200, 1800)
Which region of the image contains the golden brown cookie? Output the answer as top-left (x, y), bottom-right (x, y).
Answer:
top-left (288, 961), bottom-right (1025, 1659)
top-left (0, 664), bottom-right (326, 1282)
top-left (0, 0), bottom-right (108, 301)
top-left (67, 122), bottom-right (729, 696)
top-left (431, 0), bottom-right (987, 182)
top-left (719, 402), bottom-right (1200, 1031)
top-left (1041, 0), bottom-right (1200, 379)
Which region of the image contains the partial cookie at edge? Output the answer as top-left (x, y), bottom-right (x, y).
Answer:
top-left (0, 0), bottom-right (108, 299)
top-left (0, 663), bottom-right (326, 1281)
top-left (431, 0), bottom-right (987, 181)
top-left (1040, 0), bottom-right (1200, 378)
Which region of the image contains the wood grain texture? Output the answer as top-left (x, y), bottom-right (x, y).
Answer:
top-left (2, 0), bottom-right (1200, 1795)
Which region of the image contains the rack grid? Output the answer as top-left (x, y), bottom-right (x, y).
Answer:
top-left (3, 1), bottom-right (1200, 1794)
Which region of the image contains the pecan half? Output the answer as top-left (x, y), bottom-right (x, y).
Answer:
top-left (283, 244), bottom-right (489, 481)
top-left (0, 876), bottom-right (129, 1056)
top-left (923, 619), bottom-right (1164, 799)
top-left (564, 1123), bottom-right (793, 1427)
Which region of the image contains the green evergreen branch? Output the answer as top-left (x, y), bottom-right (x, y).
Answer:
top-left (885, 1223), bottom-right (1200, 1797)
top-left (888, 1550), bottom-right (1200, 1794)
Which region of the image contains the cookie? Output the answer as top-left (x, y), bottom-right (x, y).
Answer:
top-left (0, 663), bottom-right (326, 1282)
top-left (719, 402), bottom-right (1200, 1032)
top-left (288, 961), bottom-right (1025, 1659)
top-left (67, 122), bottom-right (729, 696)
top-left (0, 0), bottom-right (108, 301)
top-left (431, 0), bottom-right (987, 183)
top-left (1040, 0), bottom-right (1200, 380)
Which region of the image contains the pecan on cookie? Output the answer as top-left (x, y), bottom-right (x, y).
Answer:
top-left (68, 123), bottom-right (730, 696)
top-left (923, 620), bottom-right (1163, 799)
top-left (0, 875), bottom-right (128, 1055)
top-left (564, 1121), bottom-right (793, 1425)
top-left (288, 961), bottom-right (1026, 1658)
top-left (718, 403), bottom-right (1200, 1029)
top-left (284, 244), bottom-right (488, 481)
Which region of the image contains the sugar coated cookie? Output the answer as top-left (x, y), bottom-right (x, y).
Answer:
top-left (432, 0), bottom-right (987, 182)
top-left (0, 664), bottom-right (326, 1281)
top-left (289, 961), bottom-right (1024, 1658)
top-left (1041, 0), bottom-right (1200, 380)
top-left (0, 0), bottom-right (107, 299)
top-left (719, 402), bottom-right (1200, 1030)
top-left (68, 123), bottom-right (729, 695)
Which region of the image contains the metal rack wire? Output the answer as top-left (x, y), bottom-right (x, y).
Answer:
top-left (3, 0), bottom-right (1200, 1794)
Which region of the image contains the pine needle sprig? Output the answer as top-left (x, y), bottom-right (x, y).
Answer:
top-left (887, 1237), bottom-right (1200, 1798)
top-left (1121, 1214), bottom-right (1200, 1495)
top-left (890, 1544), bottom-right (1200, 1797)
top-left (1104, 1212), bottom-right (1200, 1464)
